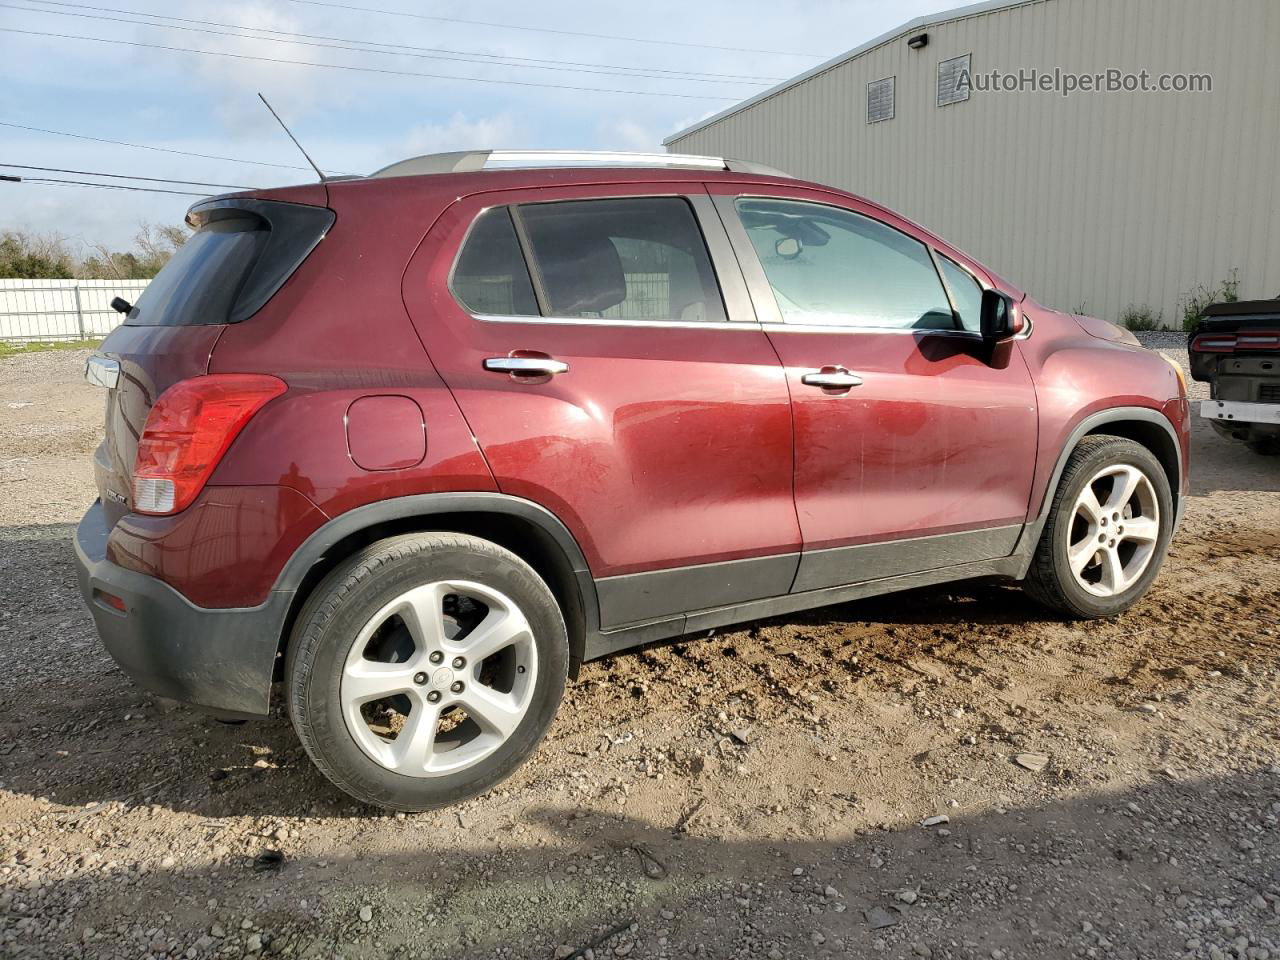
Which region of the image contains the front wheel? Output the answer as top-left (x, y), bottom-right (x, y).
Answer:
top-left (1024, 436), bottom-right (1173, 619)
top-left (286, 533), bottom-right (568, 811)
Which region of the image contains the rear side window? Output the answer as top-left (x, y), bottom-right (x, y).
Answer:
top-left (451, 207), bottom-right (539, 316)
top-left (736, 198), bottom-right (955, 330)
top-left (127, 200), bottom-right (333, 326)
top-left (516, 197), bottom-right (727, 323)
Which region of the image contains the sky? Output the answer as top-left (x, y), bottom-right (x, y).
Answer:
top-left (0, 0), bottom-right (961, 253)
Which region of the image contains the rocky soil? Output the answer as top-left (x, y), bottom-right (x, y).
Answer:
top-left (1, 339), bottom-right (1278, 960)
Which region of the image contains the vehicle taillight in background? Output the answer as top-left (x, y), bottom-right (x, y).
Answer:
top-left (132, 374), bottom-right (286, 515)
top-left (1190, 331), bottom-right (1280, 353)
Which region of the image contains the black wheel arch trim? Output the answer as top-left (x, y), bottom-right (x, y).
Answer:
top-left (271, 492), bottom-right (602, 663)
top-left (1012, 405), bottom-right (1183, 570)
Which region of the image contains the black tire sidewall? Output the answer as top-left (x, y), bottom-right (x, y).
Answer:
top-left (290, 536), bottom-right (568, 811)
top-left (1044, 441), bottom-right (1174, 618)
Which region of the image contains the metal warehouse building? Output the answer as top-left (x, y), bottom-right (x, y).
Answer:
top-left (665, 0), bottom-right (1279, 329)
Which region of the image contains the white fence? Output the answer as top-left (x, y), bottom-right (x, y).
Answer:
top-left (0, 279), bottom-right (152, 342)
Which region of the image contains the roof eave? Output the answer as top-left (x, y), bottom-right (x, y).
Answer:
top-left (662, 0), bottom-right (1040, 145)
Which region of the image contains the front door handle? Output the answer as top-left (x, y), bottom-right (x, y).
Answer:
top-left (801, 367), bottom-right (863, 390)
top-left (483, 356), bottom-right (569, 377)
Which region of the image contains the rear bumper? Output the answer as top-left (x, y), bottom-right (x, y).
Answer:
top-left (74, 500), bottom-right (291, 716)
top-left (1200, 399), bottom-right (1280, 426)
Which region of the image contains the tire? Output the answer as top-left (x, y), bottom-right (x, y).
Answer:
top-left (1023, 435), bottom-right (1173, 619)
top-left (286, 533), bottom-right (568, 811)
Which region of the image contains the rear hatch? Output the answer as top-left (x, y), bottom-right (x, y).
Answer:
top-left (1187, 299), bottom-right (1280, 401)
top-left (91, 194), bottom-right (334, 528)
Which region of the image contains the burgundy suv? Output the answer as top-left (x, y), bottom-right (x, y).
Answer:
top-left (76, 151), bottom-right (1190, 811)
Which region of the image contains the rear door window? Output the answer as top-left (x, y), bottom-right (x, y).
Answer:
top-left (516, 197), bottom-right (728, 323)
top-left (451, 207), bottom-right (539, 316)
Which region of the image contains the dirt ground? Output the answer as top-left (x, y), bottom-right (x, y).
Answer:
top-left (1, 337), bottom-right (1278, 960)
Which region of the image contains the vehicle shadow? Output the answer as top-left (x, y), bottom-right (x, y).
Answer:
top-left (8, 769), bottom-right (1277, 959)
top-left (0, 517), bottom-right (1139, 826)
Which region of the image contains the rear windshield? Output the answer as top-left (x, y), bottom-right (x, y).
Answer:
top-left (126, 199), bottom-right (334, 327)
top-left (127, 216), bottom-right (266, 327)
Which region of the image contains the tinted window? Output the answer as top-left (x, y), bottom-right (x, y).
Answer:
top-left (518, 197), bottom-right (727, 323)
top-left (452, 207), bottom-right (539, 316)
top-left (128, 217), bottom-right (265, 326)
top-left (736, 198), bottom-right (955, 330)
top-left (938, 255), bottom-right (984, 332)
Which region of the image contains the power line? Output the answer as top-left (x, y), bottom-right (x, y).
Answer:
top-left (0, 162), bottom-right (255, 189)
top-left (1, 26), bottom-right (740, 100)
top-left (276, 0), bottom-right (821, 57)
top-left (1, 2), bottom-right (762, 86)
top-left (0, 119), bottom-right (318, 173)
top-left (12, 176), bottom-right (212, 197)
top-left (19, 0), bottom-right (787, 83)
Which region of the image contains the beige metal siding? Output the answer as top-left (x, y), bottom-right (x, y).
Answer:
top-left (669, 0), bottom-right (1279, 328)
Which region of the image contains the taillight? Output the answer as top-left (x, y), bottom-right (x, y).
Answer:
top-left (132, 374), bottom-right (286, 515)
top-left (1191, 331), bottom-right (1280, 353)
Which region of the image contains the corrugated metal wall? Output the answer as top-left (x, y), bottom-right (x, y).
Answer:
top-left (668, 0), bottom-right (1279, 329)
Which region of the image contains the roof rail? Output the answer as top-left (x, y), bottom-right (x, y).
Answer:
top-left (368, 150), bottom-right (791, 180)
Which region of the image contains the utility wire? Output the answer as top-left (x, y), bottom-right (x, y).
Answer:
top-left (19, 0), bottom-right (787, 83)
top-left (0, 162), bottom-right (255, 190)
top-left (0, 2), bottom-right (762, 86)
top-left (0, 119), bottom-right (317, 173)
top-left (14, 176), bottom-right (212, 197)
top-left (276, 0), bottom-right (822, 57)
top-left (1, 27), bottom-right (739, 100)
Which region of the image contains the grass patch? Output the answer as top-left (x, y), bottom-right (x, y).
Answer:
top-left (1119, 304), bottom-right (1162, 332)
top-left (0, 338), bottom-right (103, 359)
top-left (1180, 269), bottom-right (1240, 331)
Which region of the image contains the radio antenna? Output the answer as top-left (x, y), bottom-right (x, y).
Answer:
top-left (257, 93), bottom-right (325, 182)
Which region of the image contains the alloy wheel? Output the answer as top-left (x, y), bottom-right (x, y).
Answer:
top-left (340, 580), bottom-right (538, 777)
top-left (1066, 463), bottom-right (1161, 598)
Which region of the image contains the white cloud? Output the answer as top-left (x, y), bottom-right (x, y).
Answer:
top-left (594, 118), bottom-right (663, 152)
top-left (396, 113), bottom-right (527, 158)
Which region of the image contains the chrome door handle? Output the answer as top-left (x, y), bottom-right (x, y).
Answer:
top-left (483, 357), bottom-right (569, 376)
top-left (801, 368), bottom-right (863, 389)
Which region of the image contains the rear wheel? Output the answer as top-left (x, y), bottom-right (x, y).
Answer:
top-left (1024, 436), bottom-right (1173, 619)
top-left (286, 533), bottom-right (568, 811)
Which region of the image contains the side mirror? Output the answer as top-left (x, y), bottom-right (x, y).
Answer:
top-left (980, 289), bottom-right (1023, 341)
top-left (110, 297), bottom-right (133, 316)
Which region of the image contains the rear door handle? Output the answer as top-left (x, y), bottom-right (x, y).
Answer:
top-left (483, 356), bottom-right (569, 377)
top-left (801, 367), bottom-right (863, 390)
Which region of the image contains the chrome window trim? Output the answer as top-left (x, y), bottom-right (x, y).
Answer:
top-left (760, 322), bottom-right (981, 338)
top-left (473, 313), bottom-right (763, 330)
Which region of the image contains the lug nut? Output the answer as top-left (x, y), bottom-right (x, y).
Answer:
top-left (1099, 534), bottom-right (1107, 543)
top-left (413, 671), bottom-right (428, 685)
top-left (517, 665), bottom-right (526, 675)
top-left (451, 656), bottom-right (466, 669)
top-left (426, 690), bottom-right (441, 703)
top-left (428, 651), bottom-right (444, 664)
top-left (450, 680), bottom-right (465, 694)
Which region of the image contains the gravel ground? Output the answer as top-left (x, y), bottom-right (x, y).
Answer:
top-left (1, 339), bottom-right (1278, 960)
